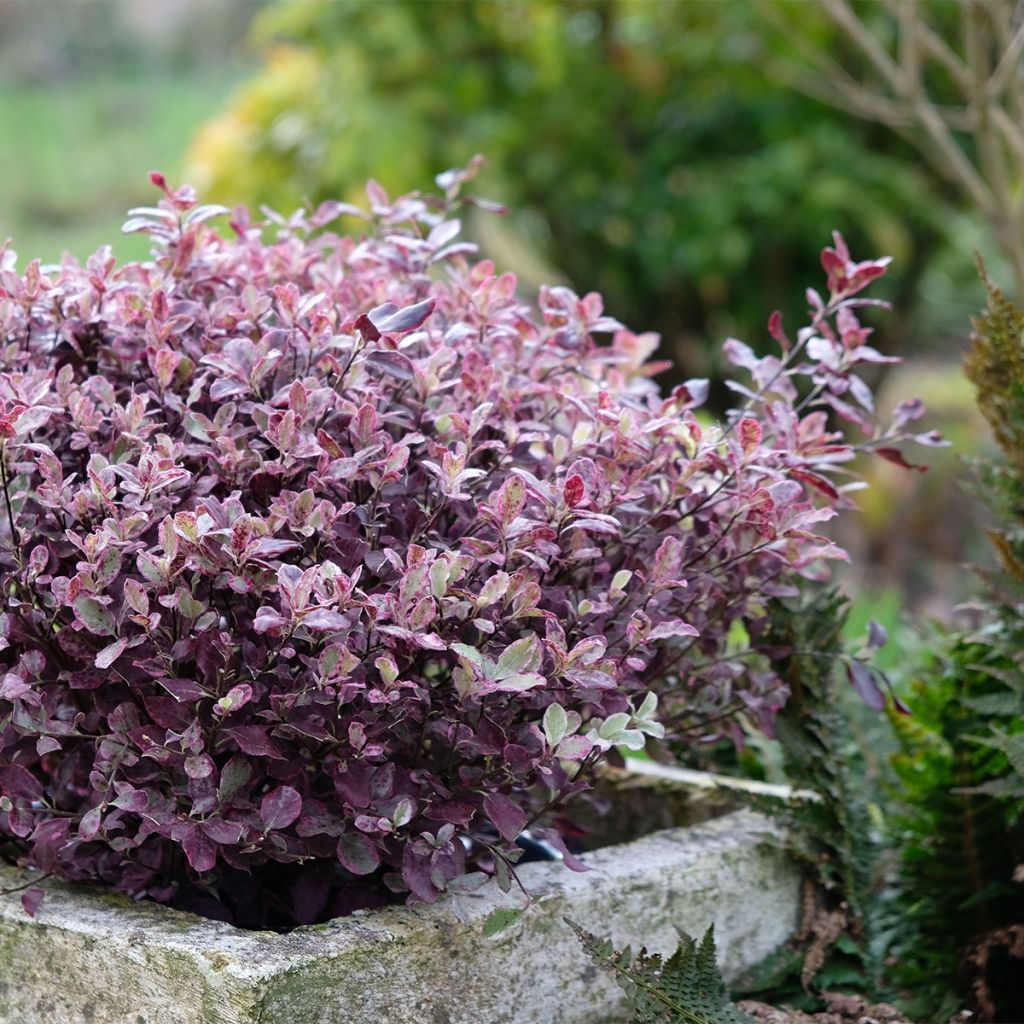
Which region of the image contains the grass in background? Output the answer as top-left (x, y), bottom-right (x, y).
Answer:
top-left (0, 71), bottom-right (246, 266)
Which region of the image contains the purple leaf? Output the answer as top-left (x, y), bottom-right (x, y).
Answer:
top-left (532, 828), bottom-right (590, 873)
top-left (20, 887), bottom-right (44, 918)
top-left (337, 832), bottom-right (381, 875)
top-left (159, 677), bottom-right (207, 701)
top-left (260, 786), bottom-right (303, 831)
top-left (200, 817), bottom-right (245, 845)
top-left (0, 166), bottom-right (924, 927)
top-left (370, 297), bottom-right (436, 334)
top-left (867, 620), bottom-right (888, 650)
top-left (0, 764), bottom-right (44, 801)
top-left (182, 828), bottom-right (217, 873)
top-left (483, 792), bottom-right (527, 843)
top-left (365, 350), bottom-right (416, 381)
top-left (217, 756), bottom-right (253, 804)
top-left (251, 538), bottom-right (302, 557)
top-left (77, 806), bottom-right (103, 841)
top-left (226, 726), bottom-right (287, 760)
top-left (185, 754), bottom-right (215, 780)
top-left (564, 516), bottom-right (619, 537)
top-left (847, 661), bottom-right (885, 712)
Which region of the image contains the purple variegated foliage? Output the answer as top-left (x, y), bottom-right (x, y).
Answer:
top-left (0, 169), bottom-right (937, 927)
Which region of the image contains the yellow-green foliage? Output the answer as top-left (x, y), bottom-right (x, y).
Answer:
top-left (966, 267), bottom-right (1024, 476)
top-left (965, 268), bottom-right (1024, 583)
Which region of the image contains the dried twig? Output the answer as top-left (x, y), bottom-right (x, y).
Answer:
top-left (773, 0), bottom-right (1024, 297)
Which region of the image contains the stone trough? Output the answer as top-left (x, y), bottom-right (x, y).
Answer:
top-left (0, 767), bottom-right (804, 1024)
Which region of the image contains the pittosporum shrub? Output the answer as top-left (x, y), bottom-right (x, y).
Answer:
top-left (0, 167), bottom-right (939, 927)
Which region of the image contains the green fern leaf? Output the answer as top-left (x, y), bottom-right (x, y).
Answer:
top-left (971, 727), bottom-right (1024, 781)
top-left (569, 919), bottom-right (753, 1024)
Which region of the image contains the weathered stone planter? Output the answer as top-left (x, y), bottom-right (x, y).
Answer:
top-left (0, 769), bottom-right (802, 1024)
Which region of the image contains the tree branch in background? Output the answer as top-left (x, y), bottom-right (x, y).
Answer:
top-left (771, 0), bottom-right (1024, 297)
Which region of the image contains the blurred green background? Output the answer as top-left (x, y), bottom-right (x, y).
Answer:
top-left (0, 0), bottom-right (259, 262)
top-left (0, 0), bottom-right (1002, 614)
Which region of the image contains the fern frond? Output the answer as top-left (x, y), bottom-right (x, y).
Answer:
top-left (568, 920), bottom-right (753, 1024)
top-left (969, 726), bottom-right (1024, 788)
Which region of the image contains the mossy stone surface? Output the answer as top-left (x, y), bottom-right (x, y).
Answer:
top-left (0, 807), bottom-right (800, 1024)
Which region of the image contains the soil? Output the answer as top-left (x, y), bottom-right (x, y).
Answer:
top-left (737, 992), bottom-right (970, 1024)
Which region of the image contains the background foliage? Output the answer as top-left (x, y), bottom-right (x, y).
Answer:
top-left (187, 0), bottom-right (980, 384)
top-left (0, 0), bottom-right (257, 264)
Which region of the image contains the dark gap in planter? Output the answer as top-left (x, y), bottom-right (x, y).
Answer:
top-left (169, 858), bottom-right (397, 930)
top-left (164, 826), bottom-right (569, 932)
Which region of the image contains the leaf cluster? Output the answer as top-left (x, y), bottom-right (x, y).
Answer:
top-left (0, 169), bottom-right (931, 926)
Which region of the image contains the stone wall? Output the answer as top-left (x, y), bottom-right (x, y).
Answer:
top-left (0, 808), bottom-right (800, 1024)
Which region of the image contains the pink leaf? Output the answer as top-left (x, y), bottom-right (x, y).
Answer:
top-left (563, 474), bottom-right (585, 508)
top-left (354, 313), bottom-right (381, 342)
top-left (253, 607), bottom-right (289, 634)
top-left (95, 638), bottom-right (127, 670)
top-left (647, 620), bottom-right (700, 641)
top-left (302, 609), bottom-right (350, 631)
top-left (876, 447), bottom-right (928, 473)
top-left (738, 418), bottom-right (762, 454)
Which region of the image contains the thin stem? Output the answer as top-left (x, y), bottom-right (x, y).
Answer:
top-left (0, 441), bottom-right (20, 550)
top-left (0, 872), bottom-right (52, 898)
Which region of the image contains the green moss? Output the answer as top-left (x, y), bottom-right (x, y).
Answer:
top-left (258, 954), bottom-right (374, 1018)
top-left (201, 951), bottom-right (231, 972)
